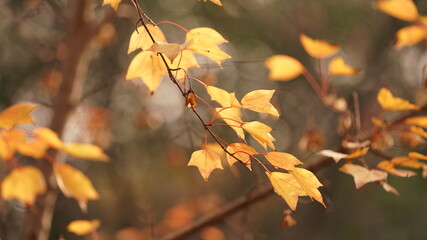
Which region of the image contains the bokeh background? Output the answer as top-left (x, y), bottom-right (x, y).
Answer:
top-left (1, 0), bottom-right (427, 239)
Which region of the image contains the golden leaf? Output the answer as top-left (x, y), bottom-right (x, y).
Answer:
top-left (339, 163), bottom-right (387, 189)
top-left (188, 149), bottom-right (223, 181)
top-left (170, 50), bottom-right (200, 81)
top-left (67, 220), bottom-right (100, 236)
top-left (376, 0), bottom-right (419, 22)
top-left (242, 121), bottom-right (276, 150)
top-left (299, 34), bottom-right (339, 59)
top-left (328, 57), bottom-right (359, 75)
top-left (149, 41), bottom-right (192, 63)
top-left (0, 103), bottom-right (37, 129)
top-left (267, 171), bottom-right (307, 211)
top-left (215, 107), bottom-right (245, 139)
top-left (345, 147), bottom-right (369, 159)
top-left (1, 166), bottom-right (46, 205)
top-left (290, 167), bottom-right (324, 206)
top-left (395, 25), bottom-right (427, 48)
top-left (265, 55), bottom-right (304, 81)
top-left (62, 143), bottom-right (109, 162)
top-left (241, 89), bottom-right (280, 117)
top-left (54, 163), bottom-right (99, 202)
top-left (377, 160), bottom-right (416, 177)
top-left (0, 129), bottom-right (26, 161)
top-left (408, 151), bottom-right (427, 161)
top-left (102, 0), bottom-right (122, 10)
top-left (409, 126), bottom-right (427, 138)
top-left (391, 156), bottom-right (424, 168)
top-left (128, 25), bottom-right (167, 53)
top-left (265, 152), bottom-right (302, 170)
top-left (34, 127), bottom-right (63, 149)
top-left (201, 0), bottom-right (223, 6)
top-left (207, 86), bottom-right (241, 108)
top-left (17, 139), bottom-right (48, 159)
top-left (226, 143), bottom-right (257, 170)
top-left (377, 87), bottom-right (420, 111)
top-left (405, 116), bottom-right (427, 127)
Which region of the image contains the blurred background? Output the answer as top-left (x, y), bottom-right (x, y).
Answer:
top-left (1, 0), bottom-right (427, 239)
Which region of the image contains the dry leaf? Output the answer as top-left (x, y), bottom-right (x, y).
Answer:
top-left (241, 89), bottom-right (280, 117)
top-left (376, 0), bottom-right (419, 22)
top-left (265, 55), bottom-right (304, 81)
top-left (380, 181), bottom-right (399, 195)
top-left (62, 143), bottom-right (109, 162)
top-left (0, 103), bottom-right (37, 129)
top-left (391, 156), bottom-right (424, 168)
top-left (377, 87), bottom-right (420, 111)
top-left (300, 34), bottom-right (339, 58)
top-left (188, 149), bottom-right (223, 181)
top-left (377, 160), bottom-right (416, 177)
top-left (345, 147), bottom-right (369, 159)
top-left (317, 149), bottom-right (348, 163)
top-left (67, 220), bottom-right (100, 236)
top-left (265, 152), bottom-right (302, 170)
top-left (242, 121), bottom-right (276, 150)
top-left (267, 171), bottom-right (308, 211)
top-left (226, 143), bottom-right (257, 170)
top-left (128, 25), bottom-right (166, 53)
top-left (339, 163), bottom-right (387, 189)
top-left (215, 107), bottom-right (245, 139)
top-left (290, 167), bottom-right (325, 206)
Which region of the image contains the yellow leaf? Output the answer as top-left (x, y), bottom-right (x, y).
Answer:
top-left (391, 156), bottom-right (424, 168)
top-left (265, 152), bottom-right (302, 170)
top-left (317, 149), bottom-right (348, 163)
top-left (328, 57), bottom-right (359, 75)
top-left (376, 0), bottom-right (419, 22)
top-left (207, 86), bottom-right (241, 108)
top-left (241, 89), bottom-right (280, 117)
top-left (377, 160), bottom-right (416, 177)
top-left (128, 25), bottom-right (167, 53)
top-left (0, 129), bottom-right (26, 161)
top-left (201, 0), bottom-right (223, 6)
top-left (408, 151), bottom-right (427, 160)
top-left (345, 147), bottom-right (369, 159)
top-left (267, 171), bottom-right (307, 211)
top-left (265, 55), bottom-right (304, 81)
top-left (1, 166), bottom-right (46, 205)
top-left (170, 50), bottom-right (200, 81)
top-left (102, 0), bottom-right (122, 10)
top-left (149, 41), bottom-right (192, 63)
top-left (405, 116), bottom-right (427, 127)
top-left (299, 34), bottom-right (340, 59)
top-left (394, 25), bottom-right (427, 48)
top-left (290, 167), bottom-right (324, 206)
top-left (17, 139), bottom-right (48, 159)
top-left (409, 126), bottom-right (427, 138)
top-left (371, 117), bottom-right (388, 127)
top-left (126, 51), bottom-right (167, 93)
top-left (67, 220), bottom-right (100, 236)
top-left (215, 107), bottom-right (245, 139)
top-left (62, 143), bottom-right (109, 162)
top-left (0, 103), bottom-right (37, 129)
top-left (339, 163), bottom-right (387, 189)
top-left (54, 163), bottom-right (99, 202)
top-left (186, 27), bottom-right (228, 45)
top-left (226, 143), bottom-right (257, 170)
top-left (188, 149), bottom-right (223, 181)
top-left (34, 127), bottom-right (63, 149)
top-left (377, 87), bottom-right (420, 111)
top-left (242, 121), bottom-right (276, 150)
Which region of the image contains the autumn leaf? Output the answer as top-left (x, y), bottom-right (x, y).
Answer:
top-left (207, 86), bottom-right (241, 108)
top-left (242, 121), bottom-right (276, 150)
top-left (128, 25), bottom-right (167, 53)
top-left (408, 151), bottom-right (427, 161)
top-left (215, 107), bottom-right (245, 139)
top-left (0, 129), bottom-right (26, 161)
top-left (149, 41), bottom-right (192, 63)
top-left (62, 143), bottom-right (109, 162)
top-left (328, 57), bottom-right (359, 75)
top-left (102, 0), bottom-right (122, 10)
top-left (317, 149), bottom-right (348, 163)
top-left (339, 163), bottom-right (387, 189)
top-left (201, 0), bottom-right (222, 6)
top-left (17, 139), bottom-right (48, 159)
top-left (299, 34), bottom-right (339, 59)
top-left (377, 160), bottom-right (416, 177)
top-left (0, 103), bottom-right (37, 129)
top-left (391, 156), bottom-right (424, 168)
top-left (1, 166), bottom-right (46, 205)
top-left (380, 181), bottom-right (399, 195)
top-left (54, 163), bottom-right (99, 202)
top-left (267, 171), bottom-right (308, 211)
top-left (345, 147), bottom-right (369, 159)
top-left (394, 25), bottom-right (427, 49)
top-left (405, 116), bottom-right (427, 127)
top-left (67, 220), bottom-right (100, 236)
top-left (188, 149), bottom-right (223, 181)
top-left (241, 89), bottom-right (280, 117)
top-left (290, 167), bottom-right (324, 206)
top-left (377, 87), bottom-right (420, 111)
top-left (226, 143), bottom-right (257, 170)
top-left (410, 126), bottom-right (427, 138)
top-left (170, 50), bottom-right (200, 81)
top-left (265, 55), bottom-right (304, 81)
top-left (265, 152), bottom-right (302, 170)
top-left (376, 0), bottom-right (419, 22)
top-left (34, 127), bottom-right (63, 149)
top-left (126, 51), bottom-right (167, 93)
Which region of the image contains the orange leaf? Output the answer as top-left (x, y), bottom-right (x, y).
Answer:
top-left (405, 116), bottom-right (427, 127)
top-left (188, 149), bottom-right (223, 181)
top-left (128, 25), bottom-right (167, 53)
top-left (215, 107), bottom-right (245, 139)
top-left (408, 151), bottom-right (427, 160)
top-left (328, 57), bottom-right (359, 75)
top-left (201, 0), bottom-right (223, 6)
top-left (241, 89), bottom-right (280, 117)
top-left (339, 163), bottom-right (387, 189)
top-left (34, 127), bottom-right (63, 149)
top-left (394, 25), bottom-right (427, 48)
top-left (391, 156), bottom-right (424, 168)
top-left (345, 147), bottom-right (369, 159)
top-left (0, 103), bottom-right (37, 129)
top-left (377, 160), bottom-right (416, 177)
top-left (377, 87), bottom-right (420, 111)
top-left (0, 129), bottom-right (26, 161)
top-left (242, 121), bottom-right (276, 150)
top-left (62, 143), bottom-right (109, 162)
top-left (265, 55), bottom-right (304, 81)
top-left (226, 143), bottom-right (257, 170)
top-left (17, 139), bottom-right (48, 159)
top-left (409, 126), bottom-right (427, 138)
top-left (299, 34), bottom-right (339, 59)
top-left (376, 0), bottom-right (419, 22)
top-left (1, 166), bottom-right (46, 205)
top-left (102, 0), bottom-right (122, 10)
top-left (265, 152), bottom-right (302, 170)
top-left (267, 171), bottom-right (308, 211)
top-left (67, 220), bottom-right (100, 236)
top-left (290, 167), bottom-right (324, 206)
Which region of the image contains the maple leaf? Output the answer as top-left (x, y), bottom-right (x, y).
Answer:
top-left (405, 116), bottom-right (427, 127)
top-left (375, 0), bottom-right (419, 22)
top-left (265, 55), bottom-right (304, 81)
top-left (377, 87), bottom-right (420, 111)
top-left (188, 149), bottom-right (223, 181)
top-left (54, 163), bottom-right (99, 203)
top-left (267, 171), bottom-right (308, 211)
top-left (241, 89), bottom-right (280, 117)
top-left (1, 166), bottom-right (46, 205)
top-left (207, 86), bottom-right (241, 108)
top-left (149, 41), bottom-right (192, 63)
top-left (0, 129), bottom-right (26, 161)
top-left (215, 107), bottom-right (245, 139)
top-left (67, 220), bottom-right (100, 236)
top-left (226, 143), bottom-right (258, 170)
top-left (242, 121), bottom-right (276, 150)
top-left (377, 160), bottom-right (416, 177)
top-left (102, 0), bottom-right (122, 10)
top-left (394, 25), bottom-right (427, 49)
top-left (290, 167), bottom-right (325, 206)
top-left (126, 51), bottom-right (167, 93)
top-left (170, 50), bottom-right (200, 81)
top-left (17, 139), bottom-right (48, 159)
top-left (128, 25), bottom-right (167, 53)
top-left (34, 127), bottom-right (63, 149)
top-left (265, 152), bottom-right (302, 171)
top-left (328, 57), bottom-right (359, 75)
top-left (0, 103), bottom-right (37, 129)
top-left (62, 143), bottom-right (109, 162)
top-left (339, 163), bottom-right (387, 189)
top-left (299, 34), bottom-right (340, 59)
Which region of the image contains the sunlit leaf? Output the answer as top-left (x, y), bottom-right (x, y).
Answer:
top-left (317, 149), bottom-right (348, 163)
top-left (17, 139), bottom-right (48, 159)
top-left (242, 121), bottom-right (276, 150)
top-left (188, 149), bottom-right (223, 181)
top-left (201, 0), bottom-right (223, 6)
top-left (149, 41), bottom-right (192, 63)
top-left (226, 143), bottom-right (257, 170)
top-left (54, 163), bottom-right (99, 202)
top-left (267, 171), bottom-right (307, 211)
top-left (67, 220), bottom-right (100, 236)
top-left (241, 89), bottom-right (280, 117)
top-left (34, 127), bottom-right (63, 149)
top-left (377, 87), bottom-right (420, 111)
top-left (62, 143), bottom-right (109, 162)
top-left (265, 152), bottom-right (302, 170)
top-left (0, 103), bottom-right (37, 129)
top-left (328, 57), bottom-right (359, 75)
top-left (345, 147), bottom-right (369, 159)
top-left (207, 86), bottom-right (241, 108)
top-left (265, 55), bottom-right (304, 81)
top-left (102, 0), bottom-right (122, 10)
top-left (395, 25), bottom-right (427, 48)
top-left (128, 25), bottom-right (166, 53)
top-left (405, 116), bottom-right (427, 127)
top-left (377, 160), bottom-right (416, 177)
top-left (339, 163), bottom-right (387, 189)
top-left (408, 151), bottom-right (427, 160)
top-left (0, 129), bottom-right (26, 161)
top-left (376, 0), bottom-right (419, 22)
top-left (215, 107), bottom-right (245, 139)
top-left (290, 167), bottom-right (324, 206)
top-left (170, 50), bottom-right (200, 81)
top-left (391, 156), bottom-right (424, 168)
top-left (1, 166), bottom-right (46, 205)
top-left (299, 34), bottom-right (339, 59)
top-left (409, 126), bottom-right (427, 138)
top-left (371, 117), bottom-right (388, 127)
